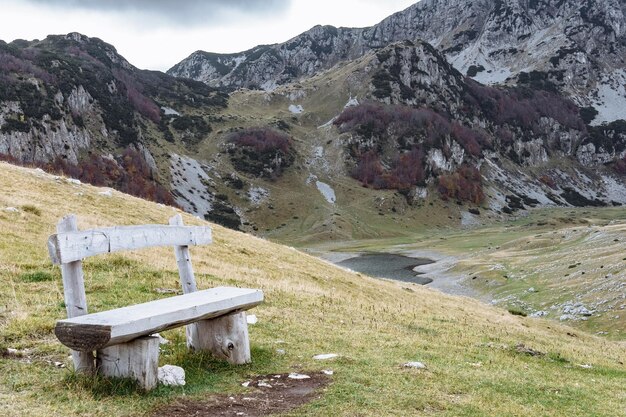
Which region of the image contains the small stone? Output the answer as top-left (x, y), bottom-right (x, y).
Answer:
top-left (6, 348), bottom-right (24, 356)
top-left (5, 207), bottom-right (18, 212)
top-left (322, 369), bottom-right (334, 375)
top-left (313, 353), bottom-right (338, 360)
top-left (158, 365), bottom-right (186, 386)
top-left (98, 189), bottom-right (113, 197)
top-left (246, 314), bottom-right (258, 325)
top-left (53, 361), bottom-right (65, 368)
top-left (402, 361), bottom-right (426, 369)
top-left (257, 381), bottom-right (272, 388)
top-left (578, 364), bottom-right (593, 369)
top-left (67, 178), bottom-right (81, 185)
top-left (527, 287), bottom-right (537, 293)
top-left (276, 349), bottom-right (286, 355)
top-left (241, 381), bottom-right (250, 387)
top-left (288, 373), bottom-right (310, 380)
top-left (530, 310), bottom-right (548, 318)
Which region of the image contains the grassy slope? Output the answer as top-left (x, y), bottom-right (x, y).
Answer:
top-left (318, 209), bottom-right (626, 340)
top-left (0, 162), bottom-right (625, 417)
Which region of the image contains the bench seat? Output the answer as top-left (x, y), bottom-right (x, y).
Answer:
top-left (55, 287), bottom-right (263, 352)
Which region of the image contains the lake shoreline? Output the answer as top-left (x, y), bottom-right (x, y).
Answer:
top-left (317, 249), bottom-right (481, 299)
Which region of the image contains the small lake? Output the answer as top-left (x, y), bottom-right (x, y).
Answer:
top-left (335, 253), bottom-right (434, 285)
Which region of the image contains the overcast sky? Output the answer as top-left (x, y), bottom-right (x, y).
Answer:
top-left (0, 0), bottom-right (418, 71)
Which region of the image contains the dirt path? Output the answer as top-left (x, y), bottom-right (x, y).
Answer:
top-left (152, 372), bottom-right (330, 417)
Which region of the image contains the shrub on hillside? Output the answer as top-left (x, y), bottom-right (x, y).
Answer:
top-left (226, 127), bottom-right (295, 179)
top-left (437, 165), bottom-right (484, 204)
top-left (43, 148), bottom-right (174, 205)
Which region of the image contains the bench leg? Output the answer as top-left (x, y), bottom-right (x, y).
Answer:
top-left (96, 336), bottom-right (159, 390)
top-left (193, 312), bottom-right (251, 365)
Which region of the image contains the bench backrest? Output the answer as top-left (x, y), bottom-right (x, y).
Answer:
top-left (47, 214), bottom-right (212, 365)
top-left (48, 222), bottom-right (212, 264)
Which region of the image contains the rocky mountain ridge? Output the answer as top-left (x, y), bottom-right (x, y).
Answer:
top-left (1, 24), bottom-right (625, 239)
top-left (169, 0), bottom-right (626, 125)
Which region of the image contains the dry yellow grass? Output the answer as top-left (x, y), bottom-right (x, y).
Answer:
top-left (0, 162), bottom-right (625, 416)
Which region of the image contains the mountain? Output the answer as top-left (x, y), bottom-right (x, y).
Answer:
top-left (0, 33), bottom-right (227, 204)
top-left (1, 9), bottom-right (626, 240)
top-left (168, 0), bottom-right (626, 125)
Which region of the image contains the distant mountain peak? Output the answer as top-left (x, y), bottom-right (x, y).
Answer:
top-left (168, 0), bottom-right (626, 125)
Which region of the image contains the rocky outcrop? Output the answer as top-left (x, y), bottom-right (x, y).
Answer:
top-left (169, 0), bottom-right (626, 124)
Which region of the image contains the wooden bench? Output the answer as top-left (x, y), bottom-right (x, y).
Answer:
top-left (47, 214), bottom-right (264, 390)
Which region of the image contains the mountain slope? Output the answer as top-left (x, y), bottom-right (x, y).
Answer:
top-left (0, 33), bottom-right (227, 204)
top-left (169, 0), bottom-right (626, 125)
top-left (3, 33), bottom-right (625, 241)
top-left (0, 161), bottom-right (625, 416)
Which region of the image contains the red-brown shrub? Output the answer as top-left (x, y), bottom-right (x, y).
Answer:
top-left (437, 165), bottom-right (484, 204)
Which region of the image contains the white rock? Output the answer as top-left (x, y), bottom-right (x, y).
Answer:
top-left (6, 348), bottom-right (24, 356)
top-left (257, 381), bottom-right (272, 388)
top-left (241, 381), bottom-right (250, 387)
top-left (530, 311), bottom-right (548, 318)
top-left (246, 314), bottom-right (258, 324)
top-left (288, 104), bottom-right (304, 114)
top-left (66, 178), bottom-right (81, 185)
top-left (322, 369), bottom-right (334, 375)
top-left (313, 353), bottom-right (338, 360)
top-left (276, 349), bottom-right (286, 355)
top-left (157, 365), bottom-right (186, 386)
top-left (578, 364), bottom-right (593, 369)
top-left (98, 189), bottom-right (113, 197)
top-left (402, 361), bottom-right (426, 369)
top-left (4, 207), bottom-right (18, 212)
top-left (288, 373), bottom-right (310, 380)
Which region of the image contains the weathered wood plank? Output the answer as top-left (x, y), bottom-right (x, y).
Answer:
top-left (57, 215), bottom-right (95, 373)
top-left (55, 287), bottom-right (263, 351)
top-left (169, 214), bottom-right (200, 349)
top-left (48, 224), bottom-right (212, 264)
top-left (97, 336), bottom-right (159, 391)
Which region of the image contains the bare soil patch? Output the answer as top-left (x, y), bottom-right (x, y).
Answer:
top-left (152, 372), bottom-right (330, 417)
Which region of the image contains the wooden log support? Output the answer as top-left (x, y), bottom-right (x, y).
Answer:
top-left (195, 312), bottom-right (251, 364)
top-left (169, 214), bottom-right (200, 349)
top-left (56, 215), bottom-right (95, 374)
top-left (96, 336), bottom-right (159, 391)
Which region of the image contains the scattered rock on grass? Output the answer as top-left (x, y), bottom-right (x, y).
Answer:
top-left (402, 361), bottom-right (426, 369)
top-left (158, 365), bottom-right (186, 386)
top-left (4, 207), bottom-right (18, 212)
top-left (313, 353), bottom-right (338, 360)
top-left (247, 314), bottom-right (258, 325)
top-left (98, 189), bottom-right (113, 197)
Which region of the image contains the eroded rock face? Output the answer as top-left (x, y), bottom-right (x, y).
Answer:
top-left (169, 0), bottom-right (625, 124)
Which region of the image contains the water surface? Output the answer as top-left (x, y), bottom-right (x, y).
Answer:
top-left (336, 253), bottom-right (434, 285)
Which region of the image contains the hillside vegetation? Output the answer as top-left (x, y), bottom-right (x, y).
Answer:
top-left (0, 162), bottom-right (625, 416)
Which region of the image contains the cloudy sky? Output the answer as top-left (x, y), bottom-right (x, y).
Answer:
top-left (0, 0), bottom-right (418, 71)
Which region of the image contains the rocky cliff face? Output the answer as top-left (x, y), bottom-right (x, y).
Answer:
top-left (0, 33), bottom-right (227, 204)
top-left (169, 0), bottom-right (626, 125)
